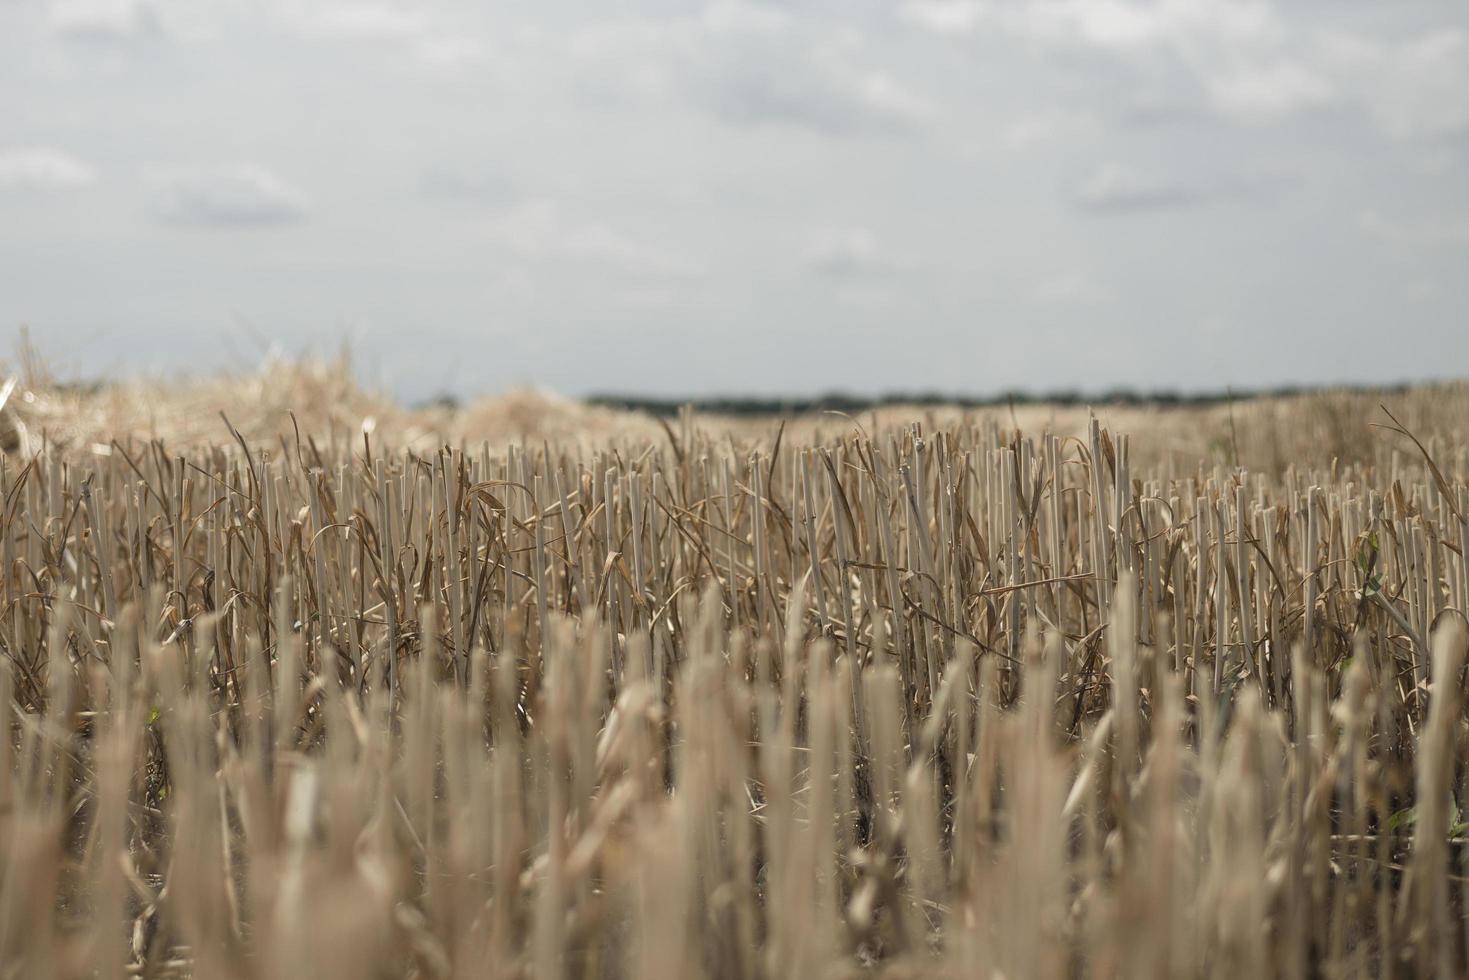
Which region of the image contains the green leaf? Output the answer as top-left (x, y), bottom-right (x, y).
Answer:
top-left (1387, 802), bottom-right (1464, 835)
top-left (1387, 807), bottom-right (1416, 833)
top-left (1355, 531), bottom-right (1380, 576)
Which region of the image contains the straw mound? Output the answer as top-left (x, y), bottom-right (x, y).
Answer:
top-left (2, 352), bottom-right (1466, 472)
top-left (0, 354), bottom-right (663, 456)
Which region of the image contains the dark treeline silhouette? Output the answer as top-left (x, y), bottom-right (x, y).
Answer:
top-left (581, 383), bottom-right (1414, 418)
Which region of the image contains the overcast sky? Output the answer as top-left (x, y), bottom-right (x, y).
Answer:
top-left (2, 0), bottom-right (1466, 400)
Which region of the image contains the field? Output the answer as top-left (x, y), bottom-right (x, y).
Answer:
top-left (3, 359), bottom-right (1469, 978)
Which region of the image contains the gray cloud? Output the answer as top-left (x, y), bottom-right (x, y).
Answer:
top-left (148, 165), bottom-right (309, 227)
top-left (1073, 165), bottom-right (1215, 213)
top-left (905, 0), bottom-right (1469, 142)
top-left (694, 61), bottom-right (934, 136)
top-left (418, 166), bottom-right (516, 205)
top-left (572, 7), bottom-right (936, 137)
top-left (899, 0), bottom-right (1334, 127)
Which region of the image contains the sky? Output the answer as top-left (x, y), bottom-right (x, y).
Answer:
top-left (1, 0), bottom-right (1466, 401)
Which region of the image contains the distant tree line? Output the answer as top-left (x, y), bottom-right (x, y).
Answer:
top-left (580, 383), bottom-right (1415, 418)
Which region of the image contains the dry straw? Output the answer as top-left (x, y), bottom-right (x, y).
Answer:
top-left (1, 365), bottom-right (1468, 978)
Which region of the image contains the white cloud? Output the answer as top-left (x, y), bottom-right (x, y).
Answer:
top-left (900, 1), bottom-right (985, 35)
top-left (413, 34), bottom-right (494, 69)
top-left (903, 0), bottom-right (1280, 51)
top-left (259, 2), bottom-right (502, 71)
top-left (1073, 162), bottom-right (1293, 214)
top-left (1360, 210), bottom-right (1469, 250)
top-left (1053, 0), bottom-right (1276, 51)
top-left (701, 0), bottom-right (789, 36)
top-left (298, 5), bottom-right (427, 41)
top-left (48, 0), bottom-right (163, 41)
top-left (1033, 271), bottom-right (1114, 306)
top-left (909, 1), bottom-right (1469, 139)
top-left (1322, 29), bottom-right (1469, 140)
top-left (492, 201), bottom-right (701, 282)
top-left (803, 228), bottom-right (916, 278)
top-left (1204, 58), bottom-right (1333, 122)
top-left (0, 147), bottom-right (99, 190)
top-left (858, 73), bottom-right (937, 128)
top-left (999, 110), bottom-right (1098, 149)
top-left (906, 0), bottom-right (1336, 127)
top-left (148, 165), bottom-right (309, 226)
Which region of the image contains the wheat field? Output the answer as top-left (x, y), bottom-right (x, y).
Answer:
top-left (3, 362), bottom-right (1469, 978)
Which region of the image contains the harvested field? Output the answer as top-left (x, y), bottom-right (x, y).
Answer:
top-left (3, 363), bottom-right (1469, 977)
